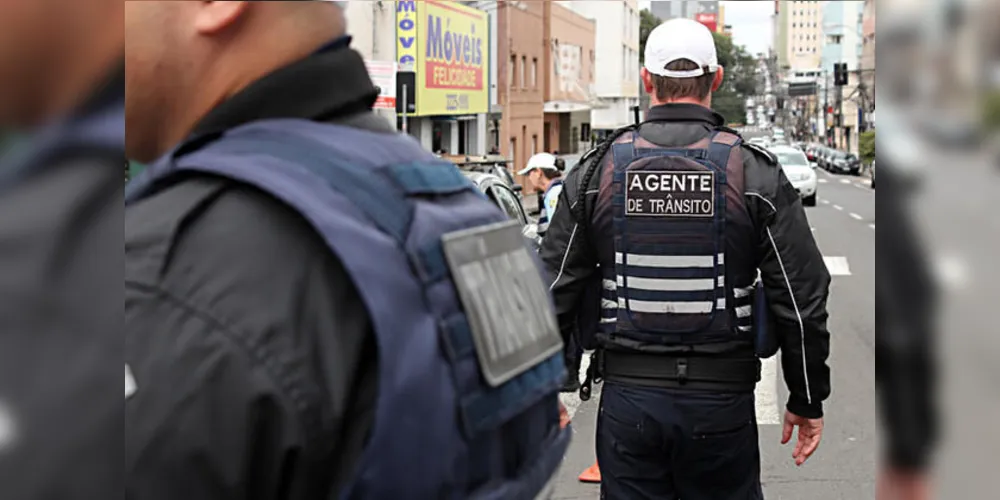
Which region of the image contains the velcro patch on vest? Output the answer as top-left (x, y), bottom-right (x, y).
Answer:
top-left (442, 220), bottom-right (563, 387)
top-left (625, 171), bottom-right (715, 218)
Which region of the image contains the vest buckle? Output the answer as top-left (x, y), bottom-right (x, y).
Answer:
top-left (676, 358), bottom-right (689, 384)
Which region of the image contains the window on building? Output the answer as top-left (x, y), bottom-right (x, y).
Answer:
top-left (533, 58), bottom-right (539, 89)
top-left (509, 54), bottom-right (516, 89)
top-left (532, 134), bottom-right (538, 156)
top-left (520, 56), bottom-right (526, 89)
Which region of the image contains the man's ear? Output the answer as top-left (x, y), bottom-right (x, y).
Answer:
top-left (194, 1), bottom-right (250, 35)
top-left (711, 67), bottom-right (725, 92)
top-left (641, 67), bottom-right (654, 95)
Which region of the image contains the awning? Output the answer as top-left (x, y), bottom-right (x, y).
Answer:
top-left (544, 101), bottom-right (592, 114)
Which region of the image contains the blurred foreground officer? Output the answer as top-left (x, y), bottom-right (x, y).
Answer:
top-left (876, 160), bottom-right (937, 500)
top-left (540, 19), bottom-right (832, 499)
top-left (124, 2), bottom-right (568, 499)
top-left (0, 0), bottom-right (122, 498)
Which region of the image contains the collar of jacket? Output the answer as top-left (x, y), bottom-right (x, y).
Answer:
top-left (645, 103), bottom-right (725, 127)
top-left (190, 39), bottom-right (379, 137)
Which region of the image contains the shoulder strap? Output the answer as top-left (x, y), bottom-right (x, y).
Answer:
top-left (707, 129), bottom-right (742, 172)
top-left (131, 125), bottom-right (473, 245)
top-left (572, 124), bottom-right (639, 225)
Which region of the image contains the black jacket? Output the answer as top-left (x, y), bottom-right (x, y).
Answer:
top-left (540, 104), bottom-right (832, 418)
top-left (126, 42), bottom-right (385, 499)
top-left (0, 68), bottom-right (123, 499)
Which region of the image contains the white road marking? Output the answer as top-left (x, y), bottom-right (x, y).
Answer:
top-left (833, 204), bottom-right (843, 211)
top-left (840, 179), bottom-right (851, 184)
top-left (868, 223), bottom-right (875, 230)
top-left (823, 256), bottom-right (852, 276)
top-left (811, 227), bottom-right (817, 232)
top-left (755, 357), bottom-right (781, 425)
top-left (934, 255), bottom-right (970, 291)
top-left (820, 199), bottom-right (830, 205)
top-left (850, 213), bottom-right (863, 221)
top-left (818, 178), bottom-right (829, 184)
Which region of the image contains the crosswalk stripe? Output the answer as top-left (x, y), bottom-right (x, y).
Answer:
top-left (755, 357), bottom-right (781, 425)
top-left (868, 223), bottom-right (875, 230)
top-left (850, 213), bottom-right (863, 221)
top-left (823, 256), bottom-right (852, 276)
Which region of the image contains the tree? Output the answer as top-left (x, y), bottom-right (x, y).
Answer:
top-left (639, 10), bottom-right (759, 124)
top-left (639, 9), bottom-right (660, 65)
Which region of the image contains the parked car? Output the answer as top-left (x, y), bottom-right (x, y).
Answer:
top-left (813, 146), bottom-right (831, 169)
top-left (771, 146), bottom-right (818, 206)
top-left (829, 151), bottom-right (862, 175)
top-left (461, 170), bottom-right (540, 248)
top-left (443, 154), bottom-right (522, 198)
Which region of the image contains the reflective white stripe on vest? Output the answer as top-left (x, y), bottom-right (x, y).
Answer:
top-left (737, 325), bottom-right (752, 332)
top-left (619, 298), bottom-right (726, 314)
top-left (734, 285), bottom-right (754, 298)
top-left (600, 317), bottom-right (617, 324)
top-left (736, 305), bottom-right (752, 318)
top-left (615, 252), bottom-right (725, 268)
top-left (602, 279), bottom-right (617, 291)
top-left (618, 276), bottom-right (717, 292)
top-left (601, 298), bottom-right (617, 309)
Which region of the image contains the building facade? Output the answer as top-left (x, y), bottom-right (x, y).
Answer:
top-left (821, 0), bottom-right (864, 153)
top-left (496, 0), bottom-right (546, 174)
top-left (543, 2), bottom-right (596, 154)
top-left (774, 0), bottom-right (824, 73)
top-left (861, 0), bottom-right (876, 109)
top-left (344, 1), bottom-right (400, 125)
top-left (559, 0), bottom-right (640, 136)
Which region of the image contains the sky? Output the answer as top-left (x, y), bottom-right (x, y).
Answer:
top-left (638, 0), bottom-right (775, 56)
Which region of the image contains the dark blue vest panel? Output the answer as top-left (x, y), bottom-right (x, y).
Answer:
top-left (593, 130), bottom-right (759, 349)
top-left (126, 119), bottom-right (570, 499)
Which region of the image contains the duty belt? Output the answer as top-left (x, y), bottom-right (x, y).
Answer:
top-left (597, 350), bottom-right (761, 392)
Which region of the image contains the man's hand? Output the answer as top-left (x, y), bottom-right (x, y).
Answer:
top-left (877, 467), bottom-right (931, 500)
top-left (782, 410), bottom-right (824, 466)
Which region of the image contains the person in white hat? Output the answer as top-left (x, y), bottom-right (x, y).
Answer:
top-left (539, 17), bottom-right (831, 499)
top-left (517, 152), bottom-right (564, 238)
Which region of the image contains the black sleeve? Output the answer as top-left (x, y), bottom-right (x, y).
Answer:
top-left (125, 292), bottom-right (303, 499)
top-left (539, 161), bottom-right (600, 342)
top-left (125, 181), bottom-right (377, 499)
top-left (745, 151), bottom-right (832, 419)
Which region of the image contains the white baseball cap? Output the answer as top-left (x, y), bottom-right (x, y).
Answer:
top-left (517, 153), bottom-right (559, 176)
top-left (644, 18), bottom-right (720, 79)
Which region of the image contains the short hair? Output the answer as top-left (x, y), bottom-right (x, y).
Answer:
top-left (650, 59), bottom-right (716, 101)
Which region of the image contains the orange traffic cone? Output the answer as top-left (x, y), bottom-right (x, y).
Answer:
top-left (578, 462), bottom-right (601, 483)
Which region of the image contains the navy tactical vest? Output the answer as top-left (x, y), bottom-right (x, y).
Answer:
top-left (125, 119), bottom-right (571, 499)
top-left (591, 129), bottom-right (760, 350)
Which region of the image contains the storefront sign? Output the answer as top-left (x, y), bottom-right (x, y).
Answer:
top-left (395, 0), bottom-right (489, 116)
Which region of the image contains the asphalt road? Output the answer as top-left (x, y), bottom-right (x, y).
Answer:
top-left (551, 166), bottom-right (877, 499)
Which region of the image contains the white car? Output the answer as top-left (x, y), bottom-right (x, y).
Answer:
top-left (771, 146), bottom-right (817, 206)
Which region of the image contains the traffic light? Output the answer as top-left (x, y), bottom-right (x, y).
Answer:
top-left (833, 62), bottom-right (849, 86)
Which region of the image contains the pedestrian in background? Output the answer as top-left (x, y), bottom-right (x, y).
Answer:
top-left (0, 0), bottom-right (122, 498)
top-left (540, 18), bottom-right (832, 498)
top-left (124, 2), bottom-right (568, 498)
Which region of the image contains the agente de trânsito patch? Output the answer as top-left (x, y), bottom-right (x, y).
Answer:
top-left (625, 171), bottom-right (715, 217)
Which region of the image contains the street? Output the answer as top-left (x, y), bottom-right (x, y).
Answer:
top-left (552, 167), bottom-right (877, 499)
